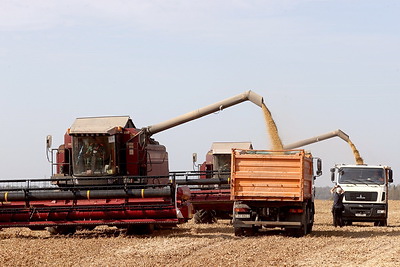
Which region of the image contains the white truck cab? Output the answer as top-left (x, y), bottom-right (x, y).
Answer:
top-left (330, 164), bottom-right (393, 226)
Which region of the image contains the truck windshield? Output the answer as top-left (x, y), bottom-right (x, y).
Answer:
top-left (338, 167), bottom-right (384, 185)
top-left (72, 135), bottom-right (116, 177)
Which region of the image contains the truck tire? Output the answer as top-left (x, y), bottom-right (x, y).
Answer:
top-left (47, 226), bottom-right (77, 235)
top-left (285, 226), bottom-right (306, 238)
top-left (285, 203), bottom-right (308, 237)
top-left (193, 209), bottom-right (217, 224)
top-left (374, 220), bottom-right (387, 227)
top-left (243, 227), bottom-right (255, 237)
top-left (343, 220), bottom-right (352, 226)
top-left (306, 202), bottom-right (314, 234)
top-left (234, 227), bottom-right (244, 236)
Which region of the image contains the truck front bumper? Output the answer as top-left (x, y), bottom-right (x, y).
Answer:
top-left (343, 203), bottom-right (387, 222)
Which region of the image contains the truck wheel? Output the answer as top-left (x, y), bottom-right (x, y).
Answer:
top-left (194, 209), bottom-right (217, 224)
top-left (47, 226), bottom-right (77, 235)
top-left (286, 205), bottom-right (308, 237)
top-left (234, 227), bottom-right (244, 236)
top-left (306, 204), bottom-right (314, 234)
top-left (306, 223), bottom-right (313, 234)
top-left (243, 227), bottom-right (255, 237)
top-left (343, 220), bottom-right (352, 226)
top-left (285, 227), bottom-right (306, 238)
top-left (374, 220), bottom-right (387, 227)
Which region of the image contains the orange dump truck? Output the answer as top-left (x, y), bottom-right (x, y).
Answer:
top-left (231, 149), bottom-right (322, 237)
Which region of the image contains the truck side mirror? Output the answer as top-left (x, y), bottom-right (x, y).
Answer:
top-left (316, 158), bottom-right (322, 177)
top-left (388, 169), bottom-right (393, 183)
top-left (330, 168), bottom-right (335, 182)
top-left (192, 153), bottom-right (198, 163)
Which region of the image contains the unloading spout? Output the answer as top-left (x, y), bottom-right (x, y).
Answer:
top-left (145, 90), bottom-right (264, 135)
top-left (283, 129), bottom-right (350, 149)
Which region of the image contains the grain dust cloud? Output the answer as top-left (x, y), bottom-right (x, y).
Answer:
top-left (262, 103), bottom-right (283, 150)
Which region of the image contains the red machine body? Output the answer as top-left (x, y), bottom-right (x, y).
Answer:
top-left (188, 142), bottom-right (253, 223)
top-left (54, 116), bottom-right (169, 182)
top-left (0, 116), bottom-right (192, 234)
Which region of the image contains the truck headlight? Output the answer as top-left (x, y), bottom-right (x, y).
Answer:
top-left (377, 210), bottom-right (386, 214)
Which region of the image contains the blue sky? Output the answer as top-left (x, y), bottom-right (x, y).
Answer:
top-left (1, 1), bottom-right (399, 186)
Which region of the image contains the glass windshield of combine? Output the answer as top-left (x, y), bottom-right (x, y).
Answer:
top-left (72, 135), bottom-right (116, 176)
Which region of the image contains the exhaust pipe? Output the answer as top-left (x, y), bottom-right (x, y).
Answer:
top-left (145, 90), bottom-right (264, 135)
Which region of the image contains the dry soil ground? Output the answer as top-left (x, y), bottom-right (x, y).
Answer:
top-left (1, 200), bottom-right (400, 267)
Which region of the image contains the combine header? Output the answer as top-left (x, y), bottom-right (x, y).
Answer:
top-left (0, 90), bottom-right (265, 234)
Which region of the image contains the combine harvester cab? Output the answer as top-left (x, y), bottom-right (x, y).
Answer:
top-left (188, 142), bottom-right (253, 224)
top-left (231, 149), bottom-right (322, 237)
top-left (0, 116), bottom-right (192, 235)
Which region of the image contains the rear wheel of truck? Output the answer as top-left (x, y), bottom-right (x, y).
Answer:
top-left (285, 225), bottom-right (306, 238)
top-left (193, 209), bottom-right (217, 224)
top-left (234, 227), bottom-right (244, 237)
top-left (285, 204), bottom-right (309, 237)
top-left (244, 227), bottom-right (256, 237)
top-left (47, 226), bottom-right (77, 235)
top-left (306, 203), bottom-right (314, 234)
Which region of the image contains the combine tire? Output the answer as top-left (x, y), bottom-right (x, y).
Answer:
top-left (29, 226), bottom-right (46, 231)
top-left (193, 209), bottom-right (217, 224)
top-left (77, 225), bottom-right (96, 231)
top-left (47, 226), bottom-right (77, 235)
top-left (126, 224), bottom-right (155, 235)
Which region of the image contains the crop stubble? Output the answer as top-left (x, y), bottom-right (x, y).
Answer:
top-left (1, 200), bottom-right (400, 267)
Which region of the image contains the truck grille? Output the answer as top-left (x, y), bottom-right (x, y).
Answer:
top-left (344, 192), bottom-right (377, 201)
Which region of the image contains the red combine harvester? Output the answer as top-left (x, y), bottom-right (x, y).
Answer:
top-left (185, 142), bottom-right (253, 223)
top-left (0, 91), bottom-right (264, 235)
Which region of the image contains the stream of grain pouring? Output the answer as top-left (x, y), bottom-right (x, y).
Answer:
top-left (262, 103), bottom-right (283, 150)
top-left (347, 139), bottom-right (364, 165)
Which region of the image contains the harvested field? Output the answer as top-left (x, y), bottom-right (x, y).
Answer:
top-left (1, 200), bottom-right (400, 267)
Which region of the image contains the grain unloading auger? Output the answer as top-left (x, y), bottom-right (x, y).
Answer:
top-left (283, 129), bottom-right (350, 150)
top-left (0, 91), bottom-right (264, 234)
